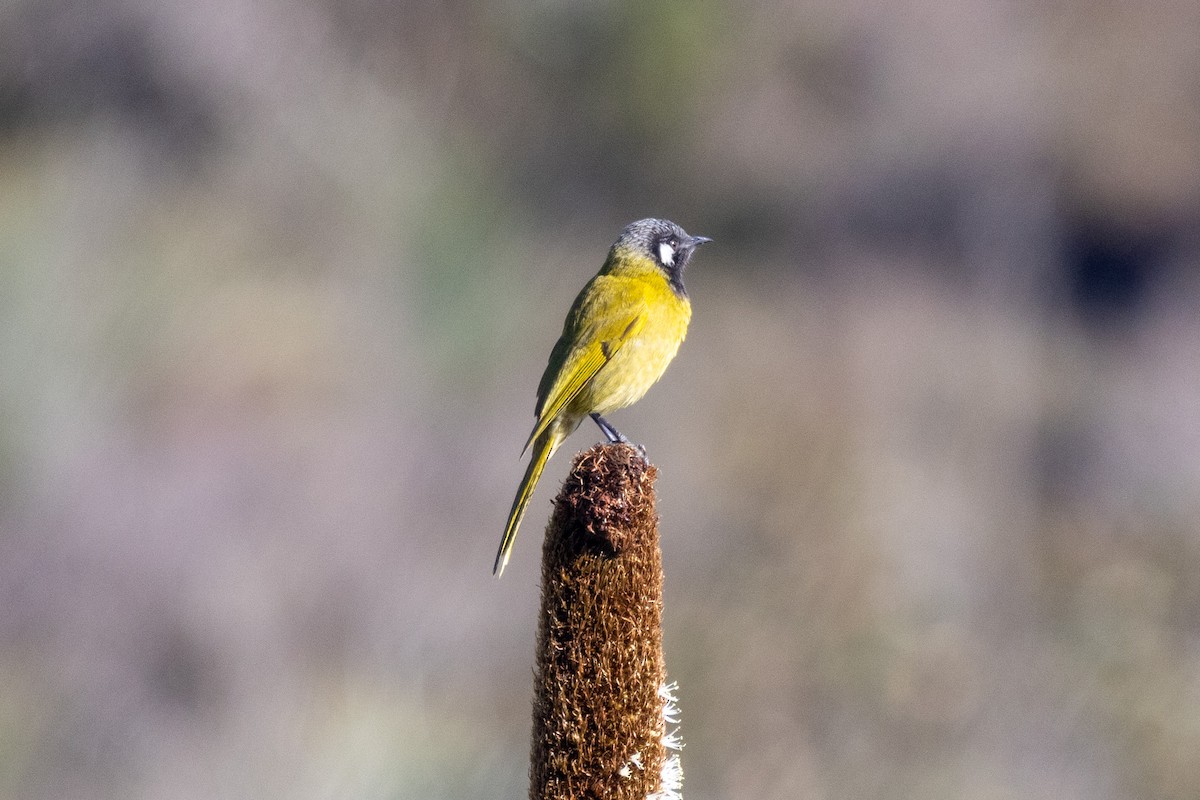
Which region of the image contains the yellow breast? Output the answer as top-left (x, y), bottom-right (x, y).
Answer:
top-left (572, 260), bottom-right (691, 416)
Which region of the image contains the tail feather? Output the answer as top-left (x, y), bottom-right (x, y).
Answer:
top-left (494, 429), bottom-right (558, 577)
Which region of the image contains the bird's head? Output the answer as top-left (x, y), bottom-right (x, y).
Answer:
top-left (611, 218), bottom-right (712, 296)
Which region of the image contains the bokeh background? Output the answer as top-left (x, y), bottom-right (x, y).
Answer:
top-left (2, 0), bottom-right (1200, 798)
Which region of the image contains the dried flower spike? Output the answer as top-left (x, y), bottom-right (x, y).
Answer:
top-left (530, 444), bottom-right (683, 800)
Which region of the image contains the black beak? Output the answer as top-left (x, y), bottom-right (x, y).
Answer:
top-left (687, 235), bottom-right (713, 248)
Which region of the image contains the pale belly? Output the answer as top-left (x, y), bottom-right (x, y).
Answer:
top-left (573, 325), bottom-right (686, 416)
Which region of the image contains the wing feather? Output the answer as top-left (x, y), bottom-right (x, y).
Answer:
top-left (522, 276), bottom-right (646, 452)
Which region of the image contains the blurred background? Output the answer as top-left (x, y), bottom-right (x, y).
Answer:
top-left (2, 0), bottom-right (1199, 798)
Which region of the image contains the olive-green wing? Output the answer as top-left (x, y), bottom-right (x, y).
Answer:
top-left (522, 277), bottom-right (646, 453)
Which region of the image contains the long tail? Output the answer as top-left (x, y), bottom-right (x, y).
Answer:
top-left (494, 427), bottom-right (559, 577)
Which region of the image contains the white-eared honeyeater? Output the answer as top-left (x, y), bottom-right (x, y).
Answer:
top-left (494, 218), bottom-right (711, 576)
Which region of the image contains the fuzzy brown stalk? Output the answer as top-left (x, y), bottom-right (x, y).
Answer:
top-left (530, 443), bottom-right (675, 800)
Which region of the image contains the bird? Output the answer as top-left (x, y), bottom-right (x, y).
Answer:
top-left (494, 218), bottom-right (712, 577)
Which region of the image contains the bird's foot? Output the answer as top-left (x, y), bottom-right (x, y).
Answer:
top-left (590, 414), bottom-right (647, 460)
top-left (590, 413), bottom-right (627, 444)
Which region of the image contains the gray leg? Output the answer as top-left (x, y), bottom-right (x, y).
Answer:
top-left (590, 413), bottom-right (647, 458)
top-left (590, 413), bottom-right (629, 444)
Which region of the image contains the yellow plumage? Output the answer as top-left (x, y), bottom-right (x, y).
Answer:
top-left (494, 219), bottom-right (709, 576)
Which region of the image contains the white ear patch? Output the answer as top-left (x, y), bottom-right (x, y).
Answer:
top-left (658, 242), bottom-right (676, 267)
